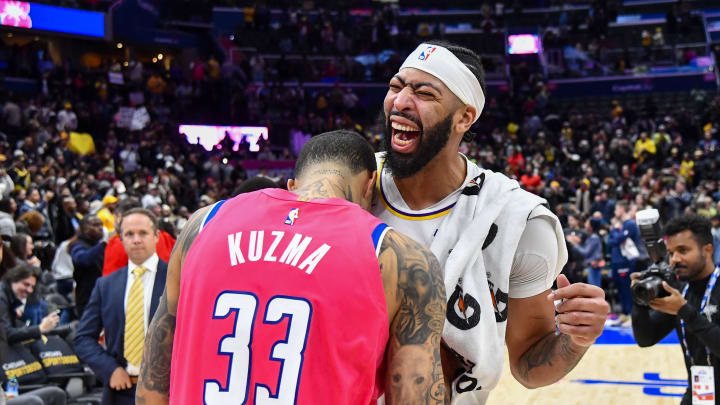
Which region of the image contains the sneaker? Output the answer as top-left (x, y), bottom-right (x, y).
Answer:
top-left (608, 314), bottom-right (628, 327)
top-left (604, 313), bottom-right (620, 327)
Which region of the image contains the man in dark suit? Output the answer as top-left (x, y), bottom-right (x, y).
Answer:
top-left (74, 208), bottom-right (167, 405)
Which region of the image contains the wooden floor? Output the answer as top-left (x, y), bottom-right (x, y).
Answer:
top-left (490, 327), bottom-right (687, 405)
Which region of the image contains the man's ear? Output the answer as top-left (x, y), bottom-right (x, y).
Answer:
top-left (287, 178), bottom-right (296, 191)
top-left (363, 170), bottom-right (377, 201)
top-left (704, 243), bottom-right (715, 260)
top-left (454, 105), bottom-right (476, 136)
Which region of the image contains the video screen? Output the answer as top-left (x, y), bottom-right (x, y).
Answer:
top-left (179, 125), bottom-right (269, 153)
top-left (508, 34), bottom-right (541, 55)
top-left (0, 1), bottom-right (106, 39)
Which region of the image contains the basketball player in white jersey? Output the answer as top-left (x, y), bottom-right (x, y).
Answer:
top-left (372, 40), bottom-right (610, 404)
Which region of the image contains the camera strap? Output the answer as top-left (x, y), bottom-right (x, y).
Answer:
top-left (680, 268), bottom-right (719, 366)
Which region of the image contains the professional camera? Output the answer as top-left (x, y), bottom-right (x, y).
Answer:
top-left (632, 263), bottom-right (677, 306)
top-left (631, 209), bottom-right (680, 306)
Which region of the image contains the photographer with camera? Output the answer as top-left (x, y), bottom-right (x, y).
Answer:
top-left (631, 214), bottom-right (720, 404)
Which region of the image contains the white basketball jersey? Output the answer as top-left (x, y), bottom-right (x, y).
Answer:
top-left (371, 157), bottom-right (471, 247)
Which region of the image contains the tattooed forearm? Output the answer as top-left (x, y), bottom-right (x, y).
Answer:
top-left (516, 332), bottom-right (586, 385)
top-left (136, 293), bottom-right (176, 405)
top-left (381, 230), bottom-right (448, 405)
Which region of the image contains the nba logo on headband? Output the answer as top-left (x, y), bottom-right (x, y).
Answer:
top-left (418, 46), bottom-right (436, 61)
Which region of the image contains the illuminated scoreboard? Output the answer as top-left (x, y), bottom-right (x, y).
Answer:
top-left (0, 0), bottom-right (106, 39)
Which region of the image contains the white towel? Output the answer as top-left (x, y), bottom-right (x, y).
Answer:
top-left (430, 169), bottom-right (567, 404)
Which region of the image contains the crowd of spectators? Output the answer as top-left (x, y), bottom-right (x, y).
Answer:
top-left (222, 0), bottom-right (707, 81)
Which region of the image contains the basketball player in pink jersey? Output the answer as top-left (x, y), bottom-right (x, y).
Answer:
top-left (136, 130), bottom-right (449, 405)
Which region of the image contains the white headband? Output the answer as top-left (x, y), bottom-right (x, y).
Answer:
top-left (399, 43), bottom-right (485, 124)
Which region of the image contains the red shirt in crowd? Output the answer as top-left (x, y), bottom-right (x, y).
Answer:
top-left (520, 173), bottom-right (542, 193)
top-left (102, 231), bottom-right (176, 276)
top-left (508, 152), bottom-right (525, 174)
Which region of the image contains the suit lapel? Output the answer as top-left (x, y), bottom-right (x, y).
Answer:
top-left (149, 261), bottom-right (167, 320)
top-left (110, 268), bottom-right (129, 353)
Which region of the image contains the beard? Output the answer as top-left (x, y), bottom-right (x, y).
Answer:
top-left (382, 112), bottom-right (453, 179)
top-left (676, 251), bottom-right (707, 281)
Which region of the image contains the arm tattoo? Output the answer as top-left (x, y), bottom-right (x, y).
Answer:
top-left (382, 231), bottom-right (449, 405)
top-left (516, 332), bottom-right (586, 384)
top-left (136, 292), bottom-right (176, 402)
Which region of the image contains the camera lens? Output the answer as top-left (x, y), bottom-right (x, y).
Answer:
top-left (633, 283), bottom-right (653, 305)
top-left (632, 277), bottom-right (664, 306)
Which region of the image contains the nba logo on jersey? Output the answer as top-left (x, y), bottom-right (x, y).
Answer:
top-left (285, 208), bottom-right (299, 225)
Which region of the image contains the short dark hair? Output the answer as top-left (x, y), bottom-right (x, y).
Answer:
top-left (232, 176), bottom-right (281, 197)
top-left (158, 218), bottom-right (176, 239)
top-left (294, 130), bottom-right (376, 179)
top-left (4, 263), bottom-right (38, 284)
top-left (568, 212), bottom-right (583, 221)
top-left (10, 233), bottom-right (30, 260)
top-left (79, 215), bottom-right (100, 228)
top-left (116, 198), bottom-right (142, 215)
top-left (0, 197), bottom-right (14, 213)
top-left (119, 208), bottom-right (158, 235)
top-left (663, 214), bottom-right (713, 248)
top-left (424, 40), bottom-right (487, 142)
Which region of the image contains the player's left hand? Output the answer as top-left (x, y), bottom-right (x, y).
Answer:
top-left (549, 274), bottom-right (610, 347)
top-left (649, 281), bottom-right (686, 315)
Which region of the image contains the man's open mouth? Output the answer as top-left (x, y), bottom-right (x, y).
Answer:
top-left (391, 121), bottom-right (422, 153)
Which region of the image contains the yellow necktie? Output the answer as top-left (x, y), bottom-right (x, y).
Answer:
top-left (124, 266), bottom-right (147, 366)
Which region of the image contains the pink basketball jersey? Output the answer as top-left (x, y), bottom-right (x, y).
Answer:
top-left (170, 188), bottom-right (389, 404)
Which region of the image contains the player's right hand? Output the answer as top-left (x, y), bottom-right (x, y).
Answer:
top-left (630, 272), bottom-right (643, 288)
top-left (110, 367), bottom-right (132, 390)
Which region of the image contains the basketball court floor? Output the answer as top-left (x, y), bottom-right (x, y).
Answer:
top-left (491, 325), bottom-right (687, 404)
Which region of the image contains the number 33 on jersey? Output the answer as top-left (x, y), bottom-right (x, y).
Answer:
top-left (203, 292), bottom-right (311, 405)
